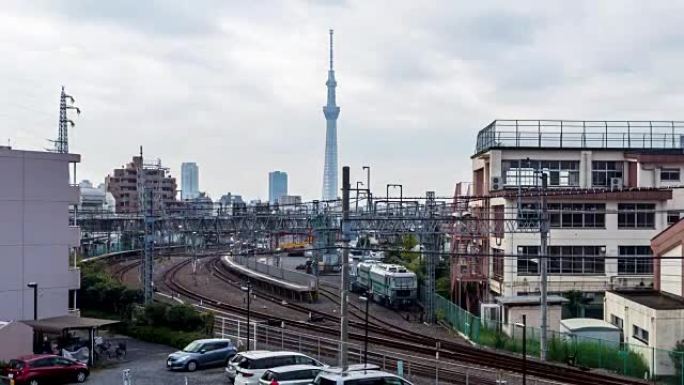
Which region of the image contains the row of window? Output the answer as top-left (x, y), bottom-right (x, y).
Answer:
top-left (517, 203), bottom-right (656, 229)
top-left (518, 203), bottom-right (606, 229)
top-left (502, 159), bottom-right (681, 187)
top-left (516, 245), bottom-right (653, 275)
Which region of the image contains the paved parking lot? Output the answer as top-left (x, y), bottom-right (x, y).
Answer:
top-left (89, 338), bottom-right (226, 385)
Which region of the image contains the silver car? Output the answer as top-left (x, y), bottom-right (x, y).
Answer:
top-left (258, 365), bottom-right (323, 385)
top-left (167, 338), bottom-right (237, 372)
top-left (226, 351), bottom-right (324, 385)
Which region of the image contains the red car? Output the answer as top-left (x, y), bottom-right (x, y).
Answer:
top-left (3, 354), bottom-right (89, 385)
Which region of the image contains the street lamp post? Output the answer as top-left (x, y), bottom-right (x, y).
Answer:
top-left (362, 166), bottom-right (371, 212)
top-left (241, 281), bottom-right (252, 350)
top-left (359, 293), bottom-right (370, 365)
top-left (27, 282), bottom-right (38, 320)
top-left (515, 315), bottom-right (527, 385)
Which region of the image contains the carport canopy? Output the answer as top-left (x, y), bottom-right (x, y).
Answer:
top-left (21, 315), bottom-right (119, 333)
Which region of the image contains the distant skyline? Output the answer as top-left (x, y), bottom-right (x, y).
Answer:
top-left (4, 1), bottom-right (684, 200)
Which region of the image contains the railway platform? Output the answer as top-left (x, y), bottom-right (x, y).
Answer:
top-left (221, 255), bottom-right (318, 302)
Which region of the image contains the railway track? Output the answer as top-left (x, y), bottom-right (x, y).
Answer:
top-left (112, 260), bottom-right (142, 282)
top-left (211, 258), bottom-right (391, 330)
top-left (163, 258), bottom-right (646, 385)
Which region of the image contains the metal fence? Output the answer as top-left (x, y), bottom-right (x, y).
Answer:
top-left (211, 313), bottom-right (564, 385)
top-left (475, 120), bottom-right (684, 153)
top-left (230, 254), bottom-right (317, 290)
top-left (435, 294), bottom-right (684, 384)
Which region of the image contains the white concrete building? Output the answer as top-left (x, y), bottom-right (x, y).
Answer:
top-left (460, 120), bottom-right (684, 316)
top-left (604, 218), bottom-right (684, 376)
top-left (78, 180), bottom-right (114, 212)
top-left (0, 146), bottom-right (81, 320)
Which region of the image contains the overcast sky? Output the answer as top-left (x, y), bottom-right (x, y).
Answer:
top-left (3, 1), bottom-right (684, 201)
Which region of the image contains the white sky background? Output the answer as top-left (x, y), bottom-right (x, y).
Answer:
top-left (3, 1), bottom-right (684, 201)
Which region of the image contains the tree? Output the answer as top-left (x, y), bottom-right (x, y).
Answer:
top-left (670, 339), bottom-right (684, 379)
top-left (563, 290), bottom-right (590, 318)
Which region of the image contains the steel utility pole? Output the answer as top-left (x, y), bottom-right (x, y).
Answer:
top-left (362, 166), bottom-right (371, 212)
top-left (339, 166), bottom-right (351, 370)
top-left (539, 173), bottom-right (549, 361)
top-left (423, 191), bottom-right (438, 323)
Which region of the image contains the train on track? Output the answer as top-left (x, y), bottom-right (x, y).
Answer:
top-left (352, 261), bottom-right (417, 308)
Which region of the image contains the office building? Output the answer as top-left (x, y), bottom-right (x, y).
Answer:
top-left (0, 146), bottom-right (81, 321)
top-left (269, 171), bottom-right (288, 203)
top-left (181, 162), bottom-right (199, 200)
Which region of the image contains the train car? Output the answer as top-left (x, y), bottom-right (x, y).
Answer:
top-left (352, 260), bottom-right (379, 293)
top-left (353, 262), bottom-right (417, 308)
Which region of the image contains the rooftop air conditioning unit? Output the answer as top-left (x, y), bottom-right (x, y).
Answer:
top-left (491, 176), bottom-right (503, 191)
top-left (610, 177), bottom-right (623, 191)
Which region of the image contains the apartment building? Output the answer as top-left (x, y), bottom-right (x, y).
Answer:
top-left (0, 146), bottom-right (81, 320)
top-left (462, 120), bottom-right (684, 316)
top-left (106, 155), bottom-right (177, 213)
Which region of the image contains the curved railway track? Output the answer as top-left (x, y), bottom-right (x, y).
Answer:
top-left (163, 257), bottom-right (646, 385)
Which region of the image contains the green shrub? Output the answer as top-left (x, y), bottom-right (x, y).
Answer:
top-left (143, 303), bottom-right (169, 326)
top-left (167, 304), bottom-right (204, 331)
top-left (78, 261), bottom-right (141, 316)
top-left (118, 324), bottom-right (208, 349)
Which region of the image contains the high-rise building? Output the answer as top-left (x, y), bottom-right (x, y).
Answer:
top-left (0, 146), bottom-right (81, 320)
top-left (181, 162), bottom-right (199, 200)
top-left (322, 29), bottom-right (340, 201)
top-left (269, 171), bottom-right (288, 203)
top-left (106, 155), bottom-right (177, 214)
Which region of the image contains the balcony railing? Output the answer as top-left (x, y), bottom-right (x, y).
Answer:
top-left (475, 120), bottom-right (684, 154)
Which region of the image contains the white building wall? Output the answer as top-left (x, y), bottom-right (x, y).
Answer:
top-left (483, 148), bottom-right (684, 297)
top-left (605, 291), bottom-right (684, 376)
top-left (660, 246), bottom-right (682, 297)
top-left (0, 148), bottom-right (80, 321)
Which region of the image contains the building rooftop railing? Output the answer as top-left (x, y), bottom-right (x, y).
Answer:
top-left (475, 119), bottom-right (684, 154)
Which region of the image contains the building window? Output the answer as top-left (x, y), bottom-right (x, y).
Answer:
top-left (618, 203), bottom-right (655, 229)
top-left (661, 168), bottom-right (680, 182)
top-left (517, 245), bottom-right (605, 275)
top-left (517, 203), bottom-right (540, 229)
top-left (633, 325), bottom-right (649, 344)
top-left (492, 248), bottom-right (504, 280)
top-left (592, 161), bottom-right (623, 187)
top-left (610, 314), bottom-right (624, 329)
top-left (548, 246), bottom-right (605, 274)
top-left (502, 160), bottom-right (580, 187)
top-left (518, 203), bottom-right (605, 229)
top-left (517, 246), bottom-right (540, 275)
top-left (618, 246), bottom-right (653, 275)
top-left (493, 205), bottom-right (505, 237)
top-left (668, 211), bottom-right (681, 225)
top-left (548, 203), bottom-right (605, 228)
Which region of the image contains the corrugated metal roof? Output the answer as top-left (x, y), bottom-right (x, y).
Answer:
top-left (561, 318), bottom-right (619, 331)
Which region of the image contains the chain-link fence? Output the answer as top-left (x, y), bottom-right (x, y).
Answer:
top-left (435, 294), bottom-right (684, 384)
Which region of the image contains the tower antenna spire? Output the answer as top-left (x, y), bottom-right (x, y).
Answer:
top-left (329, 29), bottom-right (334, 71)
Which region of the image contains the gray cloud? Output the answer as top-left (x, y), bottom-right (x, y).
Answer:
top-left (3, 0), bottom-right (684, 200)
